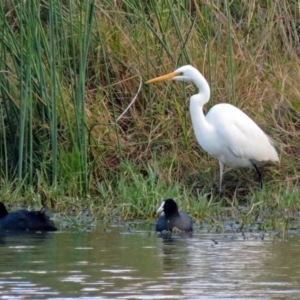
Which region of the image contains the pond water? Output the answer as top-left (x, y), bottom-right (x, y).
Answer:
top-left (0, 222), bottom-right (300, 299)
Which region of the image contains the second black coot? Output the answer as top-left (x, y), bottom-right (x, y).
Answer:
top-left (0, 202), bottom-right (57, 231)
top-left (155, 198), bottom-right (193, 232)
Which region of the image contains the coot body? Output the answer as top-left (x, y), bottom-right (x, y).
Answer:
top-left (155, 199), bottom-right (193, 232)
top-left (0, 202), bottom-right (57, 231)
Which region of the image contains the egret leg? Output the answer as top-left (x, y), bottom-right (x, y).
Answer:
top-left (252, 163), bottom-right (263, 189)
top-left (218, 161), bottom-right (224, 193)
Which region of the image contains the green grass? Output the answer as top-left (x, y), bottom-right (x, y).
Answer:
top-left (1, 0), bottom-right (300, 229)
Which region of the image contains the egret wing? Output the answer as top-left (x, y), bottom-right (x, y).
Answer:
top-left (206, 104), bottom-right (278, 162)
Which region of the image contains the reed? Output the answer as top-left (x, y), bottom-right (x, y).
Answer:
top-left (0, 0), bottom-right (95, 194)
top-left (0, 0), bottom-right (300, 225)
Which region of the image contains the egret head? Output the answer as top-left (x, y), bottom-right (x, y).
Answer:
top-left (146, 65), bottom-right (198, 84)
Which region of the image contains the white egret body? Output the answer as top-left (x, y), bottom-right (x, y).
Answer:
top-left (147, 65), bottom-right (279, 192)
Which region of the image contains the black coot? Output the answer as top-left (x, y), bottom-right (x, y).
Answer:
top-left (0, 202), bottom-right (57, 231)
top-left (155, 199), bottom-right (193, 232)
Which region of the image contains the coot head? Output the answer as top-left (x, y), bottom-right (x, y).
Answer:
top-left (156, 199), bottom-right (193, 233)
top-left (156, 198), bottom-right (179, 216)
top-left (0, 202), bottom-right (9, 218)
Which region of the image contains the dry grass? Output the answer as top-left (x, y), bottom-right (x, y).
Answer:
top-left (1, 0), bottom-right (300, 222)
top-left (86, 0), bottom-right (300, 190)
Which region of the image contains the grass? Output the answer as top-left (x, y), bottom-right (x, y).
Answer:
top-left (0, 0), bottom-right (300, 230)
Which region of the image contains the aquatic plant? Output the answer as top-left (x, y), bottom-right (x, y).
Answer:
top-left (0, 0), bottom-right (300, 224)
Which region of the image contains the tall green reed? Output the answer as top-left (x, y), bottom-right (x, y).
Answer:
top-left (225, 0), bottom-right (236, 106)
top-left (0, 0), bottom-right (299, 207)
top-left (0, 0), bottom-right (95, 195)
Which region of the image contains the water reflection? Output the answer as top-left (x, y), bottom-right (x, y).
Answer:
top-left (159, 235), bottom-right (193, 275)
top-left (0, 231), bottom-right (58, 298)
top-left (0, 225), bottom-right (299, 299)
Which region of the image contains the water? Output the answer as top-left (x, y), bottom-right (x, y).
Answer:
top-left (0, 223), bottom-right (300, 299)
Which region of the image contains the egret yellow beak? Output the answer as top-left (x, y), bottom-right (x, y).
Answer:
top-left (146, 71), bottom-right (181, 84)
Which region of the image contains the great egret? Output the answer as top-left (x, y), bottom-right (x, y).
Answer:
top-left (147, 65), bottom-right (279, 192)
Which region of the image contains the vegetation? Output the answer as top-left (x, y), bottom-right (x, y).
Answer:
top-left (0, 0), bottom-right (300, 228)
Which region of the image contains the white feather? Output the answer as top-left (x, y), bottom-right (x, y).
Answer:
top-left (148, 65), bottom-right (279, 192)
